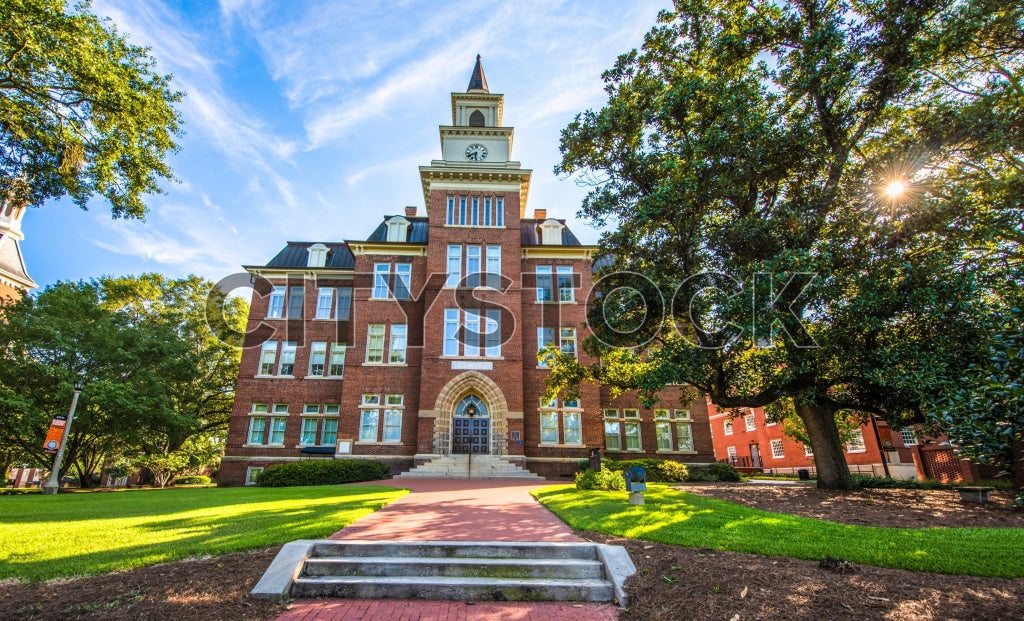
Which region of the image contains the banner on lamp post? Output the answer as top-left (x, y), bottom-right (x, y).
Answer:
top-left (42, 416), bottom-right (67, 454)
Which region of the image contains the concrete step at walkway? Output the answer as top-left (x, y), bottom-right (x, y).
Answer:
top-left (302, 556), bottom-right (605, 579)
top-left (290, 575), bottom-right (615, 602)
top-left (312, 540), bottom-right (600, 560)
top-left (397, 455), bottom-right (543, 479)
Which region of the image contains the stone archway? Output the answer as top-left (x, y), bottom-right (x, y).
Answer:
top-left (431, 371), bottom-right (509, 456)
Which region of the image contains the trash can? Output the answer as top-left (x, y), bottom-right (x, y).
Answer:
top-left (797, 469), bottom-right (810, 481)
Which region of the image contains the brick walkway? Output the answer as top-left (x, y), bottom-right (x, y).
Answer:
top-left (274, 478), bottom-right (620, 621)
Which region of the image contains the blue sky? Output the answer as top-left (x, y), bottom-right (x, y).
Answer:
top-left (22, 0), bottom-right (669, 290)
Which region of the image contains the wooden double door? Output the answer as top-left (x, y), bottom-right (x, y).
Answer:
top-left (452, 417), bottom-right (490, 454)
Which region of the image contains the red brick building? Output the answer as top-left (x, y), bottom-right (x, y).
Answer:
top-left (219, 59), bottom-right (715, 485)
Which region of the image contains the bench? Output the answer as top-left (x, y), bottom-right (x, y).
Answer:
top-left (957, 486), bottom-right (995, 503)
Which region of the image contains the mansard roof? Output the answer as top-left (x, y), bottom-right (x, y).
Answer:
top-left (264, 242), bottom-right (355, 269)
top-left (365, 216), bottom-right (430, 243)
top-left (520, 219), bottom-right (582, 246)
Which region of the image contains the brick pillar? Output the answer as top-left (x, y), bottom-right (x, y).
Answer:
top-left (958, 459), bottom-right (979, 483)
top-left (909, 446), bottom-right (927, 480)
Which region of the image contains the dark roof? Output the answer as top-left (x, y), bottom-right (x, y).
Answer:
top-left (520, 220), bottom-right (582, 246)
top-left (265, 242), bottom-right (354, 269)
top-left (467, 55), bottom-right (489, 92)
top-left (366, 217), bottom-right (430, 243)
top-left (0, 233), bottom-right (36, 289)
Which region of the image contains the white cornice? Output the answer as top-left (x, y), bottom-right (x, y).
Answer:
top-left (521, 246), bottom-right (599, 260)
top-left (419, 166), bottom-right (532, 216)
top-left (347, 242), bottom-right (429, 257)
top-left (245, 267), bottom-right (354, 279)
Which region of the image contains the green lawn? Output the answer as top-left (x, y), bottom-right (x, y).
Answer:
top-left (534, 484), bottom-right (1024, 578)
top-left (0, 484), bottom-right (406, 582)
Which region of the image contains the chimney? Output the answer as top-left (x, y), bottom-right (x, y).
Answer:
top-left (405, 206), bottom-right (417, 217)
top-left (533, 208), bottom-right (547, 220)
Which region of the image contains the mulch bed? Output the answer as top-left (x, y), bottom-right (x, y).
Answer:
top-left (0, 483), bottom-right (1021, 621)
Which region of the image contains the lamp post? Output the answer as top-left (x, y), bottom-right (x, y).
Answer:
top-left (42, 380), bottom-right (85, 495)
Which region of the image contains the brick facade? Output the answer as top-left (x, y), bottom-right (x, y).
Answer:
top-left (220, 61), bottom-right (716, 485)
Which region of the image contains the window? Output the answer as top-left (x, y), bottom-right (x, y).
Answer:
top-left (676, 424), bottom-right (694, 451)
top-left (770, 439), bottom-right (785, 459)
top-left (444, 309), bottom-right (501, 358)
top-left (287, 286), bottom-right (303, 318)
top-left (674, 409), bottom-right (691, 420)
top-left (464, 310), bottom-right (481, 356)
top-left (336, 287), bottom-right (352, 320)
top-left (359, 394), bottom-right (403, 443)
top-left (604, 421), bottom-right (622, 451)
top-left (804, 444), bottom-right (814, 456)
top-left (459, 196), bottom-right (467, 225)
top-left (247, 417), bottom-right (266, 444)
top-left (362, 394), bottom-right (381, 405)
top-left (466, 245), bottom-right (481, 287)
top-left (383, 409), bottom-right (402, 442)
top-left (484, 309), bottom-right (501, 357)
top-left (536, 266), bottom-right (553, 301)
top-left (900, 427), bottom-right (919, 446)
top-left (258, 341), bottom-right (277, 375)
top-left (485, 245), bottom-right (501, 288)
top-left (269, 417), bottom-right (287, 445)
top-left (359, 410), bottom-right (378, 442)
top-left (484, 197), bottom-right (491, 226)
top-left (744, 413), bottom-right (756, 432)
top-left (316, 288), bottom-right (334, 319)
top-left (389, 324), bottom-right (407, 363)
top-left (328, 343), bottom-right (346, 376)
top-left (373, 263), bottom-right (390, 299)
top-left (727, 446), bottom-right (737, 460)
top-left (300, 418), bottom-right (318, 445)
top-left (309, 342), bottom-right (327, 376)
top-left (325, 404), bottom-right (340, 415)
top-left (846, 430), bottom-right (867, 453)
top-left (557, 266), bottom-right (574, 302)
top-left (623, 409), bottom-right (639, 419)
top-left (446, 245), bottom-right (461, 287)
top-left (540, 220), bottom-right (564, 245)
top-left (564, 412), bottom-right (582, 445)
top-left (366, 325), bottom-right (385, 363)
top-left (560, 327), bottom-right (577, 358)
top-left (624, 422), bottom-right (641, 451)
top-left (273, 403), bottom-right (288, 414)
top-left (724, 420), bottom-right (734, 435)
top-left (471, 196), bottom-right (479, 226)
top-left (395, 264), bottom-right (411, 299)
top-left (245, 467), bottom-right (263, 486)
top-left (446, 195), bottom-right (504, 226)
top-left (540, 412), bottom-right (559, 444)
top-left (386, 216), bottom-right (409, 242)
top-left (307, 244), bottom-right (329, 267)
top-left (537, 327), bottom-right (555, 367)
top-left (656, 421), bottom-right (673, 451)
top-left (444, 309), bottom-right (459, 356)
top-left (321, 418), bottom-right (338, 446)
top-left (655, 409), bottom-right (693, 452)
top-left (303, 404), bottom-right (320, 415)
top-left (278, 341), bottom-right (296, 375)
top-left (469, 109), bottom-right (485, 126)
top-left (447, 196), bottom-right (455, 225)
top-left (496, 197), bottom-right (504, 226)
top-left (268, 286), bottom-right (285, 318)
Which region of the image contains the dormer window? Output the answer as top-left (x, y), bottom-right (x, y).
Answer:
top-left (386, 216), bottom-right (410, 242)
top-left (469, 110), bottom-right (485, 127)
top-left (307, 243), bottom-right (329, 267)
top-left (539, 219), bottom-right (564, 245)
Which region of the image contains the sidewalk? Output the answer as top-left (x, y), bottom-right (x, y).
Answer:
top-left (274, 478), bottom-right (620, 621)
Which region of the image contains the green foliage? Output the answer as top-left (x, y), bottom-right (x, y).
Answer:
top-left (173, 475), bottom-right (211, 485)
top-left (851, 475), bottom-right (953, 490)
top-left (575, 468), bottom-right (626, 491)
top-left (600, 458), bottom-right (690, 483)
top-left (535, 484), bottom-right (1024, 578)
top-left (0, 0), bottom-right (182, 217)
top-left (255, 459), bottom-right (390, 487)
top-left (684, 463), bottom-right (742, 483)
top-left (551, 0), bottom-right (1021, 490)
top-left (134, 452), bottom-right (189, 488)
top-left (0, 485), bottom-right (406, 582)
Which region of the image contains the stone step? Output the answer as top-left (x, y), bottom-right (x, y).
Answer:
top-left (396, 455), bottom-right (542, 480)
top-left (302, 556), bottom-right (605, 580)
top-left (311, 541), bottom-right (600, 561)
top-left (290, 575), bottom-right (614, 602)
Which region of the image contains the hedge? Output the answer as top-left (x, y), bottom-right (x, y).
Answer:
top-left (575, 469), bottom-right (626, 491)
top-left (256, 459), bottom-right (389, 487)
top-left (174, 475), bottom-right (212, 485)
top-left (684, 463), bottom-right (742, 482)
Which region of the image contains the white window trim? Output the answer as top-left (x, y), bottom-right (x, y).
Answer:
top-left (770, 439), bottom-right (785, 459)
top-left (245, 466), bottom-right (264, 486)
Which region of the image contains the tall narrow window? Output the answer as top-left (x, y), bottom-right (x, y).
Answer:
top-left (656, 421), bottom-right (673, 451)
top-left (269, 417), bottom-right (287, 444)
top-left (394, 264), bottom-right (411, 300)
top-left (300, 418), bottom-right (318, 445)
top-left (389, 324), bottom-right (407, 363)
top-left (604, 410), bottom-right (622, 451)
top-left (278, 341), bottom-right (296, 375)
top-left (846, 430), bottom-right (867, 452)
top-left (557, 266), bottom-right (574, 302)
top-left (464, 310), bottom-right (481, 357)
top-left (328, 343), bottom-right (346, 376)
top-left (536, 266), bottom-right (553, 301)
top-left (541, 411), bottom-right (559, 444)
top-left (308, 341), bottom-right (327, 376)
top-left (624, 422), bottom-right (641, 451)
top-left (360, 410), bottom-right (379, 442)
top-left (321, 418), bottom-right (338, 445)
top-left (383, 408), bottom-right (402, 442)
top-left (258, 341), bottom-right (277, 375)
top-left (459, 196), bottom-right (467, 225)
top-left (466, 245), bottom-right (481, 287)
top-left (316, 288), bottom-right (334, 319)
top-left (443, 309), bottom-right (459, 356)
top-left (676, 423), bottom-right (694, 451)
top-left (247, 417), bottom-right (266, 444)
top-left (447, 195), bottom-right (455, 225)
top-left (485, 245), bottom-right (501, 288)
top-left (537, 327), bottom-right (555, 367)
top-left (446, 245), bottom-right (461, 288)
top-left (336, 286), bottom-right (352, 320)
top-left (496, 197), bottom-right (504, 226)
top-left (770, 439), bottom-right (785, 459)
top-left (373, 263), bottom-right (390, 299)
top-left (484, 197), bottom-right (491, 226)
top-left (471, 196), bottom-right (479, 226)
top-left (484, 309), bottom-right (501, 357)
top-left (560, 327), bottom-right (577, 358)
top-left (268, 286), bottom-right (285, 318)
top-left (287, 286), bottom-right (304, 318)
top-left (366, 325), bottom-right (385, 363)
top-left (564, 412), bottom-right (582, 445)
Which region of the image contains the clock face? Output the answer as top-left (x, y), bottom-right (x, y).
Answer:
top-left (465, 144), bottom-right (488, 161)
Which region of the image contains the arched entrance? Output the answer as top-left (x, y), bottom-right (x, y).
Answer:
top-left (431, 371), bottom-right (510, 456)
top-left (452, 395), bottom-right (489, 454)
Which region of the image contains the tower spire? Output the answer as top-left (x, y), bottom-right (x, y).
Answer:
top-left (467, 54), bottom-right (489, 93)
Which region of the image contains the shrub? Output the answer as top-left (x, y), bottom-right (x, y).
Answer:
top-left (685, 463), bottom-right (742, 482)
top-left (596, 458), bottom-right (689, 482)
top-left (256, 459), bottom-right (389, 487)
top-left (174, 475), bottom-right (212, 485)
top-left (575, 468), bottom-right (626, 491)
top-left (852, 475), bottom-right (952, 490)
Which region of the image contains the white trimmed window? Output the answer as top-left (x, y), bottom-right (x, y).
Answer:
top-left (395, 264), bottom-right (411, 300)
top-left (389, 324), bottom-right (407, 364)
top-left (446, 245), bottom-right (461, 287)
top-left (247, 417), bottom-right (266, 444)
top-left (900, 427), bottom-right (918, 446)
top-left (366, 325), bottom-right (385, 363)
top-left (485, 245), bottom-right (501, 288)
top-left (309, 342), bottom-right (327, 376)
top-left (321, 417), bottom-right (338, 446)
top-left (359, 410), bottom-right (379, 442)
top-left (359, 394), bottom-right (403, 443)
top-left (770, 439), bottom-right (785, 459)
top-left (336, 286), bottom-right (352, 320)
top-left (560, 327), bottom-right (577, 358)
top-left (727, 446), bottom-right (737, 460)
top-left (536, 266), bottom-right (553, 302)
top-left (258, 341), bottom-right (277, 375)
top-left (287, 286), bottom-right (303, 318)
top-left (724, 419), bottom-right (734, 435)
top-left (624, 422), bottom-right (641, 451)
top-left (676, 423), bottom-right (694, 451)
top-left (373, 263), bottom-right (390, 299)
top-left (316, 288), bottom-right (334, 319)
top-left (245, 466), bottom-right (263, 486)
top-left (744, 413), bottom-right (756, 431)
top-left (557, 266), bottom-right (574, 302)
top-left (328, 343), bottom-right (346, 377)
top-left (278, 341), bottom-right (296, 376)
top-left (467, 245), bottom-right (482, 287)
top-left (564, 411), bottom-right (582, 445)
top-left (804, 443), bottom-right (814, 456)
top-left (846, 430), bottom-right (867, 453)
top-left (654, 409), bottom-right (694, 452)
top-left (443, 309), bottom-right (501, 358)
top-left (540, 411), bottom-right (559, 444)
top-left (269, 417), bottom-right (287, 445)
top-left (383, 408), bottom-right (403, 442)
top-left (268, 286), bottom-right (285, 318)
top-left (537, 327), bottom-right (555, 367)
top-left (446, 195), bottom-right (504, 227)
top-left (300, 417), bottom-right (318, 445)
top-left (603, 409), bottom-right (621, 451)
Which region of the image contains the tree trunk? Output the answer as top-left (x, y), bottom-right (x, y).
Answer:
top-left (1013, 432), bottom-right (1023, 510)
top-left (795, 401), bottom-right (855, 490)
